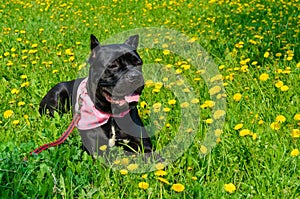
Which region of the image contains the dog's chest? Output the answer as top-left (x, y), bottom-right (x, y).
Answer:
top-left (108, 124), bottom-right (130, 147)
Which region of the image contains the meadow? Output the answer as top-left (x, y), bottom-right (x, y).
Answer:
top-left (0, 0), bottom-right (299, 198)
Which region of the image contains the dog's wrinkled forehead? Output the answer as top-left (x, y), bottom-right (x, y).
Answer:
top-left (90, 44), bottom-right (141, 68)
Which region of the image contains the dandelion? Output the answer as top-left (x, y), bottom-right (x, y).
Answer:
top-left (233, 93), bottom-right (242, 102)
top-left (11, 89), bottom-right (20, 94)
top-left (200, 145), bottom-right (208, 154)
top-left (213, 110), bottom-right (226, 119)
top-left (224, 183), bottom-right (236, 194)
top-left (296, 62), bottom-right (300, 68)
top-left (275, 115), bottom-right (286, 123)
top-left (205, 118), bottom-right (213, 124)
top-left (191, 98), bottom-right (199, 104)
top-left (127, 164), bottom-right (138, 171)
top-left (264, 51), bottom-right (270, 58)
top-left (239, 129), bottom-right (251, 137)
top-left (163, 49), bottom-right (170, 55)
top-left (155, 162), bottom-right (165, 170)
top-left (214, 129), bottom-right (222, 136)
top-left (291, 129), bottom-right (300, 138)
top-left (290, 149), bottom-right (299, 157)
top-left (157, 177), bottom-right (170, 185)
top-left (168, 99), bottom-right (176, 105)
top-left (270, 122), bottom-right (280, 130)
top-left (138, 182), bottom-right (149, 190)
top-left (142, 174), bottom-right (148, 179)
top-left (152, 102), bottom-right (162, 109)
top-left (163, 107), bottom-right (171, 112)
top-left (12, 120), bottom-right (20, 125)
top-left (294, 114), bottom-right (300, 120)
top-left (275, 81), bottom-right (284, 88)
top-left (4, 110), bottom-right (14, 118)
top-left (234, 123), bottom-right (243, 130)
top-left (259, 73), bottom-right (269, 81)
top-left (155, 170), bottom-right (167, 176)
top-left (209, 85), bottom-right (221, 95)
top-left (121, 158), bottom-right (129, 165)
top-left (18, 101), bottom-right (25, 106)
top-left (21, 82), bottom-right (30, 87)
top-left (119, 169), bottom-right (128, 175)
top-left (280, 85), bottom-right (289, 91)
top-left (171, 183), bottom-right (185, 192)
top-left (180, 102), bottom-right (189, 108)
top-left (99, 145), bottom-right (107, 151)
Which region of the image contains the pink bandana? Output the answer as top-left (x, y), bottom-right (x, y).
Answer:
top-left (75, 78), bottom-right (130, 130)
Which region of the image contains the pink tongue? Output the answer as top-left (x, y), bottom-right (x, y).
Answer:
top-left (125, 95), bottom-right (140, 103)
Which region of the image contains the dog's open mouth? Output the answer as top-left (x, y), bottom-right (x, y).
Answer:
top-left (103, 91), bottom-right (140, 106)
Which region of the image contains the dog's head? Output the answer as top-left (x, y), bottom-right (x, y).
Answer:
top-left (87, 34), bottom-right (144, 114)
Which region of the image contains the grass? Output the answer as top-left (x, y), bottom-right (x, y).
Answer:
top-left (1, 0), bottom-right (300, 198)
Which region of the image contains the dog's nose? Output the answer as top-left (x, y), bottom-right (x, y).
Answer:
top-left (126, 70), bottom-right (141, 82)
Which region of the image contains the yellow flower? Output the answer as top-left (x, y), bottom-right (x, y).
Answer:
top-left (12, 120), bottom-right (20, 125)
top-left (275, 115), bottom-right (286, 123)
top-left (21, 82), bottom-right (30, 87)
top-left (155, 170), bottom-right (167, 176)
top-left (163, 49), bottom-right (170, 55)
top-left (171, 183), bottom-right (185, 192)
top-left (191, 176), bottom-right (197, 180)
top-left (259, 73), bottom-right (269, 81)
top-left (121, 158), bottom-right (129, 165)
top-left (168, 99), bottom-right (176, 105)
top-left (99, 145), bottom-right (107, 151)
top-left (180, 102), bottom-right (189, 108)
top-left (291, 129), bottom-right (300, 138)
top-left (163, 107), bottom-right (171, 112)
top-left (119, 169), bottom-right (128, 175)
top-left (239, 129), bottom-right (251, 137)
top-left (264, 51), bottom-right (270, 58)
top-left (294, 114), bottom-right (300, 121)
top-left (280, 85), bottom-right (289, 91)
top-left (141, 174), bottom-right (148, 179)
top-left (157, 177), bottom-right (170, 185)
top-left (224, 183), bottom-right (236, 194)
top-left (138, 182), bottom-right (149, 190)
top-left (270, 122), bottom-right (280, 130)
top-left (252, 133), bottom-right (258, 140)
top-left (155, 162), bottom-right (165, 170)
top-left (296, 62), bottom-right (300, 68)
top-left (20, 75), bottom-right (27, 79)
top-left (4, 110), bottom-right (14, 118)
top-left (11, 89), bottom-right (20, 94)
top-left (200, 145), bottom-right (208, 154)
top-left (127, 164), bottom-right (138, 171)
top-left (191, 98), bottom-right (199, 104)
top-left (213, 110), bottom-right (226, 119)
top-left (290, 149), bottom-right (299, 157)
top-left (214, 129), bottom-right (223, 137)
top-left (18, 101), bottom-right (25, 106)
top-left (233, 93), bottom-right (242, 102)
top-left (275, 81), bottom-right (284, 88)
top-left (31, 43), bottom-right (38, 48)
top-left (234, 123), bottom-right (243, 130)
top-left (209, 85), bottom-right (221, 95)
top-left (153, 103), bottom-right (162, 109)
top-left (205, 118), bottom-right (213, 124)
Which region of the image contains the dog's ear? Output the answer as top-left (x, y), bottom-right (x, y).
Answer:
top-left (124, 35), bottom-right (139, 50)
top-left (90, 34), bottom-right (100, 50)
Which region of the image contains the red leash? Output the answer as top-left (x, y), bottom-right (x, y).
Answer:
top-left (28, 114), bottom-right (80, 157)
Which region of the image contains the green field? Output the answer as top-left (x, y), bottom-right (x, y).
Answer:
top-left (1, 0), bottom-right (300, 198)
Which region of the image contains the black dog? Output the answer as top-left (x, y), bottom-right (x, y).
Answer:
top-left (39, 34), bottom-right (153, 157)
